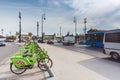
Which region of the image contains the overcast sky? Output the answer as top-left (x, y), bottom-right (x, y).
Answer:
top-left (0, 0), bottom-right (120, 36)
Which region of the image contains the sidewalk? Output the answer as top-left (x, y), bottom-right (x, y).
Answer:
top-left (0, 57), bottom-right (46, 80)
top-left (0, 43), bottom-right (56, 80)
top-left (0, 42), bottom-right (56, 80)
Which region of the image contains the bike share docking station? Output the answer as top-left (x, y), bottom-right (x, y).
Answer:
top-left (10, 41), bottom-right (54, 79)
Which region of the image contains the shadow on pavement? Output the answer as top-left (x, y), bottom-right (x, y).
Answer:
top-left (78, 57), bottom-right (120, 80)
top-left (0, 63), bottom-right (45, 80)
top-left (83, 46), bottom-right (103, 52)
top-left (45, 76), bottom-right (51, 80)
top-left (102, 57), bottom-right (120, 63)
top-left (0, 70), bottom-right (45, 80)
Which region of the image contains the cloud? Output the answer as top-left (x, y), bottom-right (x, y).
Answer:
top-left (65, 0), bottom-right (120, 30)
top-left (0, 0), bottom-right (120, 36)
top-left (68, 0), bottom-right (120, 16)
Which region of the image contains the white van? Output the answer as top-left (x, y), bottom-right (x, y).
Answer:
top-left (103, 29), bottom-right (120, 59)
top-left (63, 36), bottom-right (75, 45)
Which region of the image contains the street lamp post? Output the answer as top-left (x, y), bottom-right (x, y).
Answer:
top-left (73, 16), bottom-right (77, 43)
top-left (73, 17), bottom-right (77, 35)
top-left (84, 18), bottom-right (87, 34)
top-left (19, 12), bottom-right (21, 43)
top-left (41, 13), bottom-right (46, 43)
top-left (1, 29), bottom-right (3, 36)
top-left (10, 32), bottom-right (11, 36)
top-left (60, 26), bottom-right (62, 42)
top-left (37, 21), bottom-right (39, 39)
top-left (84, 18), bottom-right (87, 40)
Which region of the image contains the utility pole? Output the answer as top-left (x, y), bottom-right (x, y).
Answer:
top-left (1, 29), bottom-right (3, 36)
top-left (73, 16), bottom-right (77, 43)
top-left (84, 18), bottom-right (87, 40)
top-left (41, 13), bottom-right (46, 43)
top-left (19, 11), bottom-right (21, 43)
top-left (37, 21), bottom-right (39, 39)
top-left (84, 18), bottom-right (87, 34)
top-left (73, 16), bottom-right (77, 35)
top-left (60, 26), bottom-right (62, 42)
top-left (10, 32), bottom-right (11, 36)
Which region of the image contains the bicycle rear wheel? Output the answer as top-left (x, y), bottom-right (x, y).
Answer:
top-left (10, 63), bottom-right (27, 75)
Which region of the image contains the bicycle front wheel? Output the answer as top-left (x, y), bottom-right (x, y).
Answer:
top-left (38, 57), bottom-right (53, 71)
top-left (10, 63), bottom-right (27, 75)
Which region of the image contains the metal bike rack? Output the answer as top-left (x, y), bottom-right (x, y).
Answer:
top-left (45, 63), bottom-right (54, 77)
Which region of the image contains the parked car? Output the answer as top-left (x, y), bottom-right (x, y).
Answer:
top-left (47, 40), bottom-right (54, 44)
top-left (5, 39), bottom-right (14, 42)
top-left (0, 40), bottom-right (5, 46)
top-left (38, 39), bottom-right (42, 43)
top-left (79, 40), bottom-right (86, 45)
top-left (57, 40), bottom-right (62, 43)
top-left (53, 39), bottom-right (57, 43)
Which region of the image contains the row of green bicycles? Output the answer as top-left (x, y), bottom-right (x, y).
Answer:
top-left (10, 41), bottom-right (53, 75)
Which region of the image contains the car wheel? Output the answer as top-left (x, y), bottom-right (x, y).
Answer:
top-left (111, 53), bottom-right (120, 60)
top-left (103, 49), bottom-right (106, 54)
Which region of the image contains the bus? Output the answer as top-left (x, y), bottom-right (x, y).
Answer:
top-left (103, 29), bottom-right (120, 59)
top-left (86, 32), bottom-right (105, 47)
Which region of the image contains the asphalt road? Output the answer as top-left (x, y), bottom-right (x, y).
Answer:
top-left (54, 43), bottom-right (120, 63)
top-left (54, 43), bottom-right (109, 58)
top-left (0, 42), bottom-right (21, 61)
top-left (40, 43), bottom-right (120, 80)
